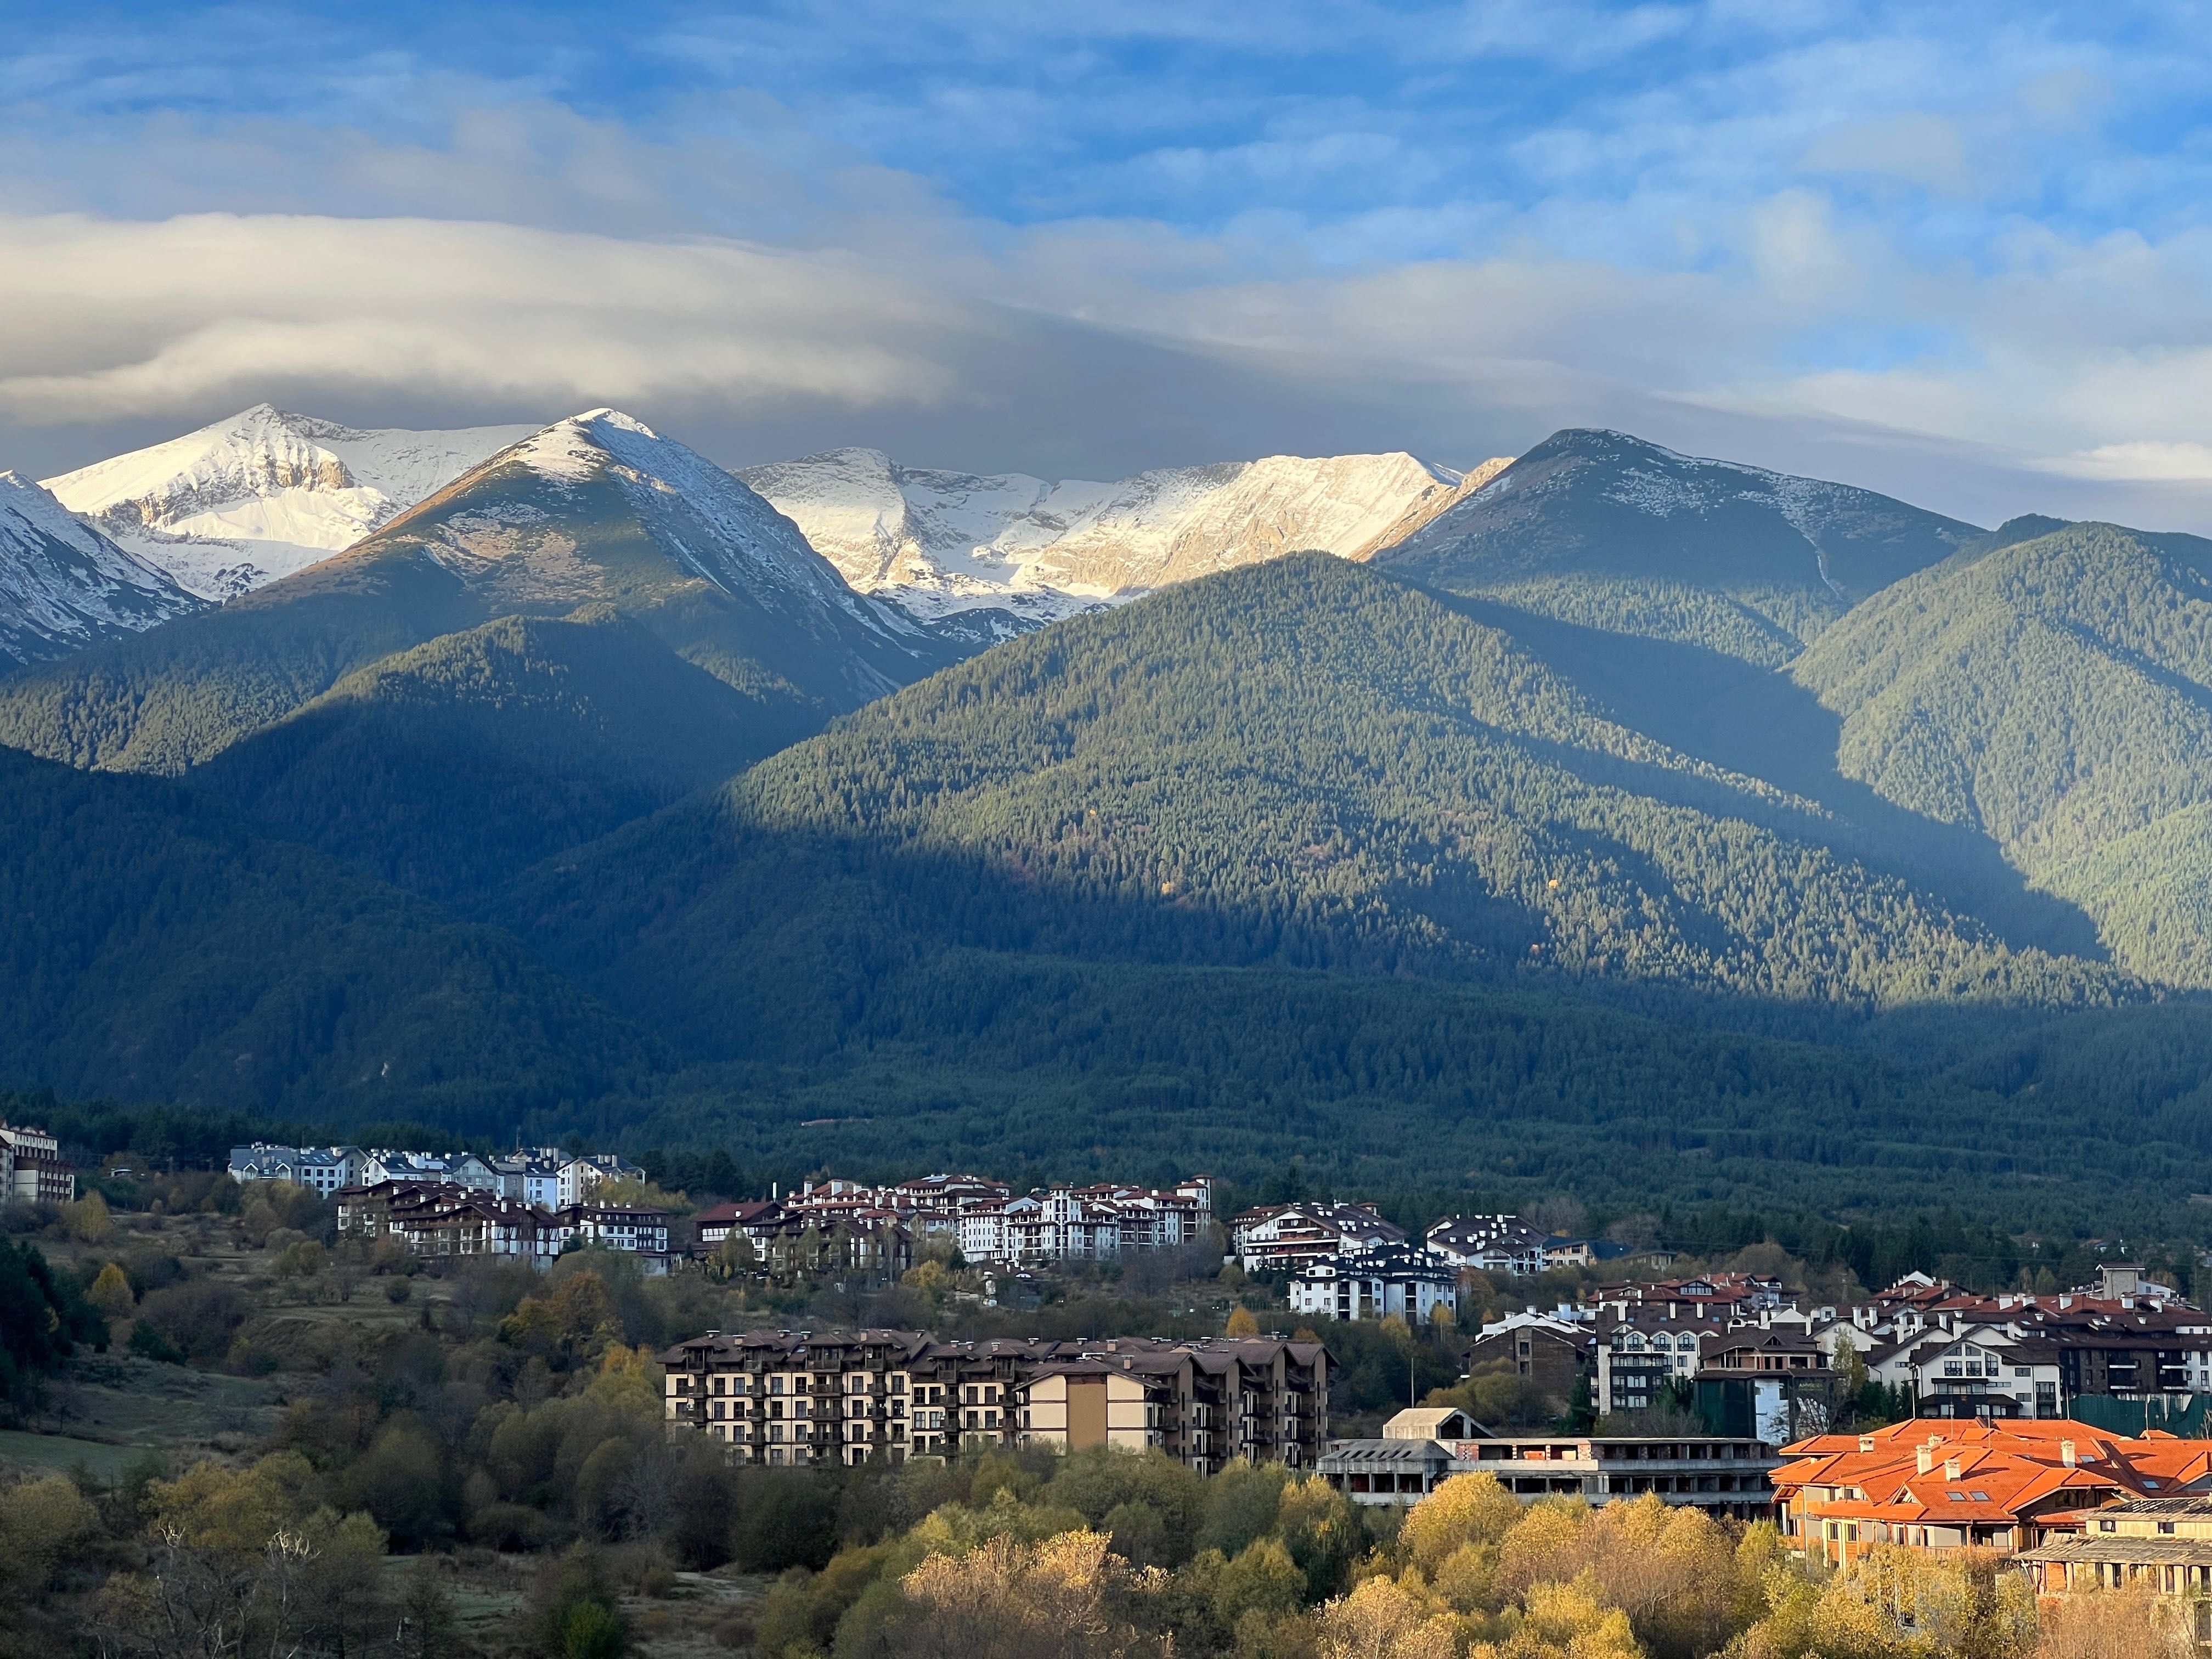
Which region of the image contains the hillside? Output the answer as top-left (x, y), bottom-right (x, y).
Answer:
top-left (1380, 429), bottom-right (1982, 664)
top-left (508, 554), bottom-right (2132, 1062)
top-left (42, 403), bottom-right (531, 597)
top-left (0, 409), bottom-right (952, 778)
top-left (192, 610), bottom-right (812, 900)
top-left (0, 471), bottom-right (202, 668)
top-left (739, 445), bottom-right (1506, 623)
top-left (1793, 517), bottom-right (2212, 984)
top-left (0, 743), bottom-right (649, 1121)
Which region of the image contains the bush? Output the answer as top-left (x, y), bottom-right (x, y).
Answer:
top-left (531, 1547), bottom-right (628, 1659)
top-left (730, 1467), bottom-right (840, 1573)
top-left (275, 1239), bottom-right (328, 1278)
top-left (133, 1279), bottom-right (245, 1366)
top-left (473, 1501), bottom-right (562, 1552)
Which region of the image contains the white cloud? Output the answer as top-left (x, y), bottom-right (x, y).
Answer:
top-left (2044, 441), bottom-right (2212, 482)
top-left (0, 212), bottom-right (962, 421)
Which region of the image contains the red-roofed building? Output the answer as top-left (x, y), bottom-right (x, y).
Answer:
top-left (1775, 1418), bottom-right (2212, 1566)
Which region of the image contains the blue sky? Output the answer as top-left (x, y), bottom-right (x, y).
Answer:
top-left (6, 1), bottom-right (2212, 525)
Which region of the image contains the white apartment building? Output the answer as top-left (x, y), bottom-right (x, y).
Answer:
top-left (1, 1121), bottom-right (75, 1205)
top-left (1425, 1215), bottom-right (1552, 1278)
top-left (1290, 1244), bottom-right (1458, 1322)
top-left (228, 1143), bottom-right (366, 1195)
top-left (1232, 1203), bottom-right (1407, 1273)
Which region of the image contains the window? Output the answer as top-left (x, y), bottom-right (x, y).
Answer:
top-left (2160, 1522), bottom-right (2177, 1535)
top-left (2100, 1519), bottom-right (2117, 1533)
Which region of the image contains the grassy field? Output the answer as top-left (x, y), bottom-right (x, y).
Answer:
top-left (0, 1427), bottom-right (152, 1480)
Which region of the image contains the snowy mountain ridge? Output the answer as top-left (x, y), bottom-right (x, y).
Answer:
top-left (43, 404), bottom-right (533, 600)
top-left (0, 471), bottom-right (202, 668)
top-left (738, 446), bottom-right (1513, 621)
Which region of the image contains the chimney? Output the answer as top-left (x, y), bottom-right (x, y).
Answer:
top-left (1917, 1447), bottom-right (1934, 1474)
top-left (1944, 1458), bottom-right (1961, 1481)
top-left (2062, 1441), bottom-right (2077, 1468)
top-left (1859, 1435), bottom-right (1875, 1452)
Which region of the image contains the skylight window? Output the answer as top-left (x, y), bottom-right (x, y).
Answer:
top-left (1948, 1491), bottom-right (1966, 1500)
top-left (1971, 1491), bottom-right (1990, 1501)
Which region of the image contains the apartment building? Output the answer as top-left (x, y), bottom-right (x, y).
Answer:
top-left (1462, 1312), bottom-right (1592, 1401)
top-left (336, 1180), bottom-right (673, 1272)
top-left (1425, 1215), bottom-right (1551, 1278)
top-left (228, 1143), bottom-right (368, 1195)
top-left (658, 1328), bottom-right (1329, 1473)
top-left (1233, 1203), bottom-right (1406, 1273)
top-left (1290, 1243), bottom-right (1458, 1322)
top-left (0, 1120), bottom-right (75, 1205)
top-left (1829, 1276), bottom-right (2212, 1419)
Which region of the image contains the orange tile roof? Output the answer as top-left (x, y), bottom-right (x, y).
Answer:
top-left (1774, 1418), bottom-right (2208, 1533)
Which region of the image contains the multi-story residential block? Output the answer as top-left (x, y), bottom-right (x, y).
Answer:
top-left (1425, 1215), bottom-right (1551, 1278)
top-left (658, 1328), bottom-right (1329, 1474)
top-left (1826, 1273), bottom-right (2212, 1420)
top-left (1317, 1407), bottom-right (1779, 1520)
top-left (228, 1143), bottom-right (366, 1195)
top-left (1595, 1311), bottom-right (1712, 1414)
top-left (1232, 1203), bottom-right (1406, 1274)
top-left (1776, 1419), bottom-right (2212, 1565)
top-left (0, 1120), bottom-right (75, 1205)
top-left (1462, 1312), bottom-right (1592, 1400)
top-left (357, 1150), bottom-right (499, 1190)
top-left (1696, 1329), bottom-right (1837, 1442)
top-left (563, 1203), bottom-right (674, 1269)
top-left (557, 1153), bottom-right (646, 1207)
top-left (490, 1153), bottom-right (567, 1208)
top-left (1290, 1243), bottom-right (1458, 1322)
top-left (963, 1188), bottom-right (1123, 1264)
top-left (336, 1180), bottom-right (673, 1272)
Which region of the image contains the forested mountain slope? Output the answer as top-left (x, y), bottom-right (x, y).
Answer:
top-left (1793, 517), bottom-right (2212, 985)
top-left (0, 743), bottom-right (650, 1120)
top-left (1380, 429), bottom-right (1981, 664)
top-left (191, 610), bottom-right (812, 900)
top-left (507, 554), bottom-right (2132, 1069)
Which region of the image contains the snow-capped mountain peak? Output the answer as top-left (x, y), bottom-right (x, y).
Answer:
top-left (43, 404), bottom-right (534, 600)
top-left (738, 446), bottom-right (1508, 623)
top-left (0, 470), bottom-right (202, 668)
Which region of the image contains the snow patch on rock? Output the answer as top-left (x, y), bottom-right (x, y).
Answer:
top-left (741, 445), bottom-right (1496, 620)
top-left (0, 471), bottom-right (202, 666)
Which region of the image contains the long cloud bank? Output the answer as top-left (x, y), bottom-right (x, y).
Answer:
top-left (4, 204), bottom-right (2212, 535)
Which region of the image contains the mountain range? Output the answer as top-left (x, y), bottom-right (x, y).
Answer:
top-left (4, 405), bottom-right (2211, 1221)
top-left (736, 445), bottom-right (1509, 624)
